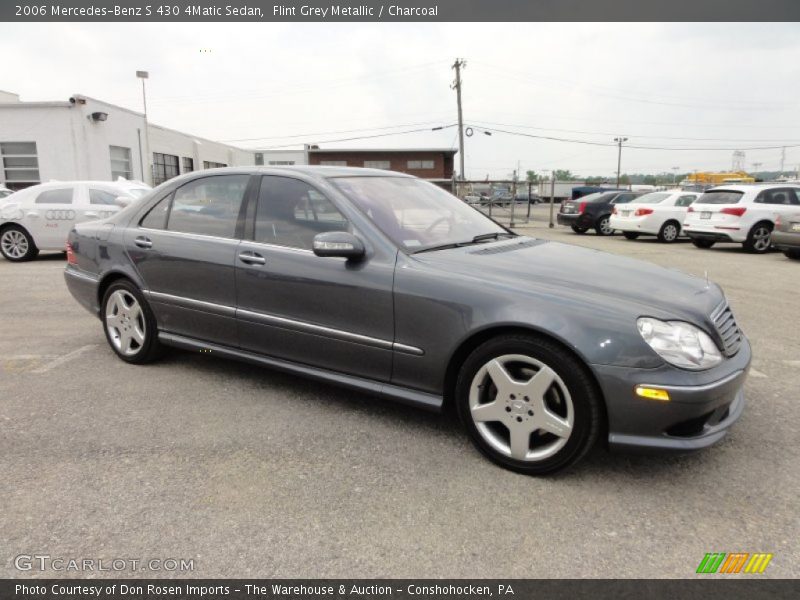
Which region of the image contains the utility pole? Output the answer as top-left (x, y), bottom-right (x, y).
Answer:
top-left (780, 146), bottom-right (786, 175)
top-left (614, 137), bottom-right (628, 188)
top-left (451, 58), bottom-right (466, 181)
top-left (136, 70), bottom-right (152, 185)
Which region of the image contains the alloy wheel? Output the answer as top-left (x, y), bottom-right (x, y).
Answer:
top-left (105, 290), bottom-right (146, 356)
top-left (752, 226), bottom-right (771, 252)
top-left (1, 230), bottom-right (28, 259)
top-left (468, 354), bottom-right (574, 462)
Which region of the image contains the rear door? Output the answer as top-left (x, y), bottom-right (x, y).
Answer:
top-left (26, 185), bottom-right (77, 250)
top-left (83, 186), bottom-right (124, 222)
top-left (235, 174), bottom-right (395, 382)
top-left (127, 174), bottom-right (253, 346)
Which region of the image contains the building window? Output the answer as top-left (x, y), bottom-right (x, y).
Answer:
top-left (182, 157), bottom-right (194, 173)
top-left (268, 160), bottom-right (295, 166)
top-left (203, 161), bottom-right (227, 169)
top-left (320, 160), bottom-right (347, 166)
top-left (153, 152), bottom-right (179, 185)
top-left (1, 141), bottom-right (40, 190)
top-left (109, 146), bottom-right (132, 180)
top-left (407, 160), bottom-right (435, 170)
top-left (254, 153), bottom-right (264, 166)
top-left (364, 160), bottom-right (391, 169)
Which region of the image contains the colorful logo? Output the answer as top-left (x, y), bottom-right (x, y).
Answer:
top-left (696, 552), bottom-right (773, 574)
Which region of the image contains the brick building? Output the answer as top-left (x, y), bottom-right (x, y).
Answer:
top-left (307, 147), bottom-right (457, 187)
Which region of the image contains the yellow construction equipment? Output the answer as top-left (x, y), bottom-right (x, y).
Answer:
top-left (685, 171), bottom-right (755, 185)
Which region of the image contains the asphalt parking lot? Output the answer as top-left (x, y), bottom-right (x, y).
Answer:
top-left (1, 203), bottom-right (798, 579)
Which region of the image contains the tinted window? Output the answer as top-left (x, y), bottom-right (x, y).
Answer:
top-left (696, 190), bottom-right (744, 205)
top-left (632, 192), bottom-right (671, 204)
top-left (140, 195), bottom-right (172, 230)
top-left (35, 188), bottom-right (73, 204)
top-left (255, 177), bottom-right (349, 250)
top-left (89, 188), bottom-right (119, 205)
top-left (675, 195), bottom-right (697, 207)
top-left (166, 175), bottom-right (249, 238)
top-left (583, 192), bottom-right (618, 203)
top-left (755, 189), bottom-right (800, 205)
top-left (611, 194), bottom-right (637, 204)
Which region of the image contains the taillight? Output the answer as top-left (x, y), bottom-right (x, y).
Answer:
top-left (687, 206), bottom-right (695, 213)
top-left (578, 202), bottom-right (587, 214)
top-left (612, 206), bottom-right (617, 215)
top-left (66, 241), bottom-right (77, 265)
top-left (721, 207), bottom-right (747, 217)
top-left (634, 208), bottom-right (654, 216)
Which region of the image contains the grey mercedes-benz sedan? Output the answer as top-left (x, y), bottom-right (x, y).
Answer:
top-left (64, 167), bottom-right (750, 475)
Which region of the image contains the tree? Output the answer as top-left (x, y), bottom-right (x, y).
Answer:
top-left (643, 175), bottom-right (657, 186)
top-left (525, 170), bottom-right (539, 184)
top-left (553, 169), bottom-right (575, 181)
top-left (619, 174), bottom-right (631, 185)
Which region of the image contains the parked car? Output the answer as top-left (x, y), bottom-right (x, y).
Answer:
top-left (772, 212), bottom-right (800, 259)
top-left (557, 190), bottom-right (641, 235)
top-left (515, 189), bottom-right (540, 205)
top-left (0, 180), bottom-right (151, 261)
top-left (0, 185), bottom-right (13, 199)
top-left (64, 167), bottom-right (750, 475)
top-left (463, 194), bottom-right (482, 205)
top-left (683, 184), bottom-right (800, 253)
top-left (609, 190), bottom-right (700, 242)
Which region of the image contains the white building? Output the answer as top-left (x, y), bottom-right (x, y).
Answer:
top-left (0, 91), bottom-right (255, 191)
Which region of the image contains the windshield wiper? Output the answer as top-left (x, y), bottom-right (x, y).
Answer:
top-left (413, 232), bottom-right (515, 254)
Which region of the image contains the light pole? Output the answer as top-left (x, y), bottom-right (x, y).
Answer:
top-left (672, 166), bottom-right (680, 185)
top-left (136, 70), bottom-right (152, 185)
top-left (614, 137), bottom-right (628, 188)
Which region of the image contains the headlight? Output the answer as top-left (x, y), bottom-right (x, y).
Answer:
top-left (637, 317), bottom-right (723, 370)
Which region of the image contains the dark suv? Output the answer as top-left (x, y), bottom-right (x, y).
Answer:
top-left (557, 190), bottom-right (642, 235)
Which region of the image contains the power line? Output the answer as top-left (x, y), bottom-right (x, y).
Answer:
top-left (254, 124), bottom-right (457, 150)
top-left (222, 120), bottom-right (450, 143)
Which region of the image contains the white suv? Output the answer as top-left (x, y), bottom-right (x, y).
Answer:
top-left (683, 184), bottom-right (800, 253)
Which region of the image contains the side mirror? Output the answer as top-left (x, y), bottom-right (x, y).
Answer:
top-left (114, 195), bottom-right (133, 208)
top-left (312, 231), bottom-right (365, 260)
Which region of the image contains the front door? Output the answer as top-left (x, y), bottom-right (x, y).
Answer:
top-left (25, 185), bottom-right (78, 250)
top-left (235, 175), bottom-right (395, 382)
top-left (126, 174), bottom-right (252, 347)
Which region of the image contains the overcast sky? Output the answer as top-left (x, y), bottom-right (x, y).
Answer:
top-left (2, 22), bottom-right (799, 179)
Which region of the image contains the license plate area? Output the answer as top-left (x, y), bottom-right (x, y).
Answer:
top-left (792, 223), bottom-right (800, 232)
top-left (700, 211), bottom-right (712, 219)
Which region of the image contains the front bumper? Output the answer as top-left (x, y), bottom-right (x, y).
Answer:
top-left (593, 337), bottom-right (751, 453)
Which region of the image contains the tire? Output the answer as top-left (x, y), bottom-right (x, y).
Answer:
top-left (101, 279), bottom-right (163, 364)
top-left (622, 232), bottom-right (639, 240)
top-left (691, 238), bottom-right (715, 249)
top-left (784, 248), bottom-right (800, 260)
top-left (0, 225), bottom-right (39, 262)
top-left (595, 215), bottom-right (614, 236)
top-left (571, 225), bottom-right (589, 234)
top-left (455, 334), bottom-right (601, 475)
top-left (743, 222), bottom-right (773, 254)
top-left (657, 220), bottom-right (681, 243)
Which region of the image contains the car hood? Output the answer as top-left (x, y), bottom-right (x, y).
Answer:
top-left (411, 236), bottom-right (724, 322)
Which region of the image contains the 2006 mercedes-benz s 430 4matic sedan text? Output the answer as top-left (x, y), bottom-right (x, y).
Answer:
top-left (64, 167), bottom-right (750, 475)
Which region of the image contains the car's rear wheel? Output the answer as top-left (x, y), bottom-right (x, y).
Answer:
top-left (784, 248), bottom-right (800, 260)
top-left (622, 231), bottom-right (639, 240)
top-left (595, 215), bottom-right (614, 236)
top-left (0, 226), bottom-right (39, 262)
top-left (743, 222), bottom-right (772, 254)
top-left (102, 280), bottom-right (163, 364)
top-left (571, 225), bottom-right (589, 234)
top-left (455, 334), bottom-right (601, 475)
top-left (691, 238), bottom-right (715, 249)
top-left (658, 220), bottom-right (681, 243)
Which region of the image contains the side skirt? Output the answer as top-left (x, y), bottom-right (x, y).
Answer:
top-left (158, 331), bottom-right (443, 413)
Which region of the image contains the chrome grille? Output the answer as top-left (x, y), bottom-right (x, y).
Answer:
top-left (711, 300), bottom-right (743, 357)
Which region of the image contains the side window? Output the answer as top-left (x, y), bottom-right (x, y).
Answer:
top-left (166, 175), bottom-right (249, 238)
top-left (612, 194), bottom-right (634, 204)
top-left (786, 189), bottom-right (800, 205)
top-left (35, 188), bottom-right (73, 204)
top-left (676, 195), bottom-right (696, 207)
top-left (89, 188), bottom-right (119, 205)
top-left (255, 176), bottom-right (349, 250)
top-left (140, 194), bottom-right (172, 230)
top-left (756, 189), bottom-right (797, 205)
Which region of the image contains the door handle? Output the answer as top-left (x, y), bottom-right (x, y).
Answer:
top-left (238, 252), bottom-right (266, 265)
top-left (134, 236), bottom-right (153, 249)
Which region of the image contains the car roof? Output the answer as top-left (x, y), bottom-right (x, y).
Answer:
top-left (706, 183), bottom-right (800, 193)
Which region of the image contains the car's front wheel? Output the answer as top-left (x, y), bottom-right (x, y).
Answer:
top-left (102, 280), bottom-right (163, 364)
top-left (455, 334), bottom-right (601, 475)
top-left (595, 215), bottom-right (614, 236)
top-left (0, 226), bottom-right (39, 262)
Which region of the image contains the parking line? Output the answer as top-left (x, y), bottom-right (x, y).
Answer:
top-left (31, 344), bottom-right (98, 374)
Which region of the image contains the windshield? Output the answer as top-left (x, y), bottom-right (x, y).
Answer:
top-left (332, 176), bottom-right (508, 251)
top-left (695, 190), bottom-right (744, 205)
top-left (632, 192), bottom-right (671, 204)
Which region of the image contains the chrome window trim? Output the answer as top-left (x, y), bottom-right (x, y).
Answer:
top-left (137, 226), bottom-right (240, 244)
top-left (146, 290), bottom-right (423, 355)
